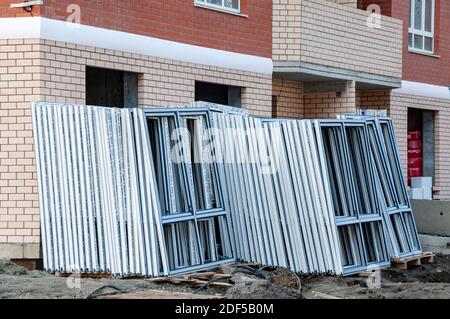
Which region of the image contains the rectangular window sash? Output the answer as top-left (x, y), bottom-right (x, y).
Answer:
top-left (409, 0), bottom-right (435, 53)
top-left (196, 0), bottom-right (240, 12)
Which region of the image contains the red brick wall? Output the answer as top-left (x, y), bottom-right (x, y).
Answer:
top-left (391, 0), bottom-right (450, 86)
top-left (357, 0), bottom-right (392, 16)
top-left (0, 0), bottom-right (272, 58)
top-left (0, 0), bottom-right (41, 17)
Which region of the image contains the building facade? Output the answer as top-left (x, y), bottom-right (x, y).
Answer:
top-left (0, 0), bottom-right (449, 262)
top-left (273, 0), bottom-right (449, 201)
top-left (358, 0), bottom-right (450, 200)
top-left (0, 0), bottom-right (272, 261)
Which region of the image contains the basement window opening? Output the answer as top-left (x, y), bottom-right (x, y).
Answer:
top-left (86, 66), bottom-right (138, 108)
top-left (195, 81), bottom-right (241, 108)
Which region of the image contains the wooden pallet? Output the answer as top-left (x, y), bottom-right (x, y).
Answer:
top-left (391, 251), bottom-right (435, 270)
top-left (54, 272), bottom-right (112, 279)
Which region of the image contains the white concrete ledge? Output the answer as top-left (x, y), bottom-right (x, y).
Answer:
top-left (419, 234), bottom-right (450, 248)
top-left (10, 0), bottom-right (43, 8)
top-left (0, 17), bottom-right (273, 75)
top-left (395, 81), bottom-right (450, 100)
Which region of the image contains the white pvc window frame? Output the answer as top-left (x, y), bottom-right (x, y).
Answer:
top-left (195, 0), bottom-right (240, 14)
top-left (408, 0), bottom-right (435, 54)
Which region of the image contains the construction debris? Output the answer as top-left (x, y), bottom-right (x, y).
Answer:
top-left (3, 255), bottom-right (450, 299)
top-left (99, 290), bottom-right (223, 299)
top-left (0, 257), bottom-right (29, 276)
top-left (225, 280), bottom-right (303, 299)
top-left (31, 101), bottom-right (422, 278)
top-left (148, 272), bottom-right (233, 289)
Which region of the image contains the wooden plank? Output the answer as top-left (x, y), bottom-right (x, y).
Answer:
top-left (422, 251), bottom-right (435, 263)
top-left (391, 262), bottom-right (408, 270)
top-left (212, 274), bottom-right (232, 279)
top-left (189, 272), bottom-right (217, 278)
top-left (408, 258), bottom-right (421, 267)
top-left (424, 255), bottom-right (434, 263)
top-left (191, 279), bottom-right (234, 287)
top-left (146, 272), bottom-right (233, 287)
top-left (100, 290), bottom-right (224, 299)
top-left (234, 262), bottom-right (259, 267)
top-left (55, 272), bottom-right (112, 279)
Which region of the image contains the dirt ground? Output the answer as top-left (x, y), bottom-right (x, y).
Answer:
top-left (1, 255), bottom-right (450, 299)
top-left (302, 254), bottom-right (450, 299)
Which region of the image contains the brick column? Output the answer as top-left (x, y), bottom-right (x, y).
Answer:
top-left (303, 80), bottom-right (356, 118)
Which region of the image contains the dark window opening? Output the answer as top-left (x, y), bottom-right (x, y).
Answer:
top-left (195, 81), bottom-right (241, 107)
top-left (86, 66), bottom-right (138, 108)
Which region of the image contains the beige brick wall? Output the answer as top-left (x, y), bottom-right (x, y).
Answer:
top-left (273, 0), bottom-right (302, 62)
top-left (304, 80), bottom-right (356, 118)
top-left (329, 0), bottom-right (357, 7)
top-left (272, 78), bottom-right (303, 119)
top-left (0, 38), bottom-right (272, 253)
top-left (356, 89), bottom-right (391, 110)
top-left (273, 0), bottom-right (403, 79)
top-left (272, 79), bottom-right (357, 120)
top-left (390, 92), bottom-right (450, 201)
top-left (0, 39), bottom-right (41, 247)
top-left (39, 39), bottom-right (272, 116)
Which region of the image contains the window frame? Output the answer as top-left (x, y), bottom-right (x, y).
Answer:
top-left (195, 0), bottom-right (240, 14)
top-left (408, 0), bottom-right (435, 54)
top-left (143, 108), bottom-right (234, 273)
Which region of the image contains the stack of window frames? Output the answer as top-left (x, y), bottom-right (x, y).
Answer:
top-left (33, 101), bottom-right (421, 277)
top-left (212, 114), bottom-right (345, 274)
top-left (32, 102), bottom-right (234, 277)
top-left (32, 103), bottom-right (170, 276)
top-left (342, 116), bottom-right (422, 259)
top-left (212, 111), bottom-right (420, 275)
top-left (319, 120), bottom-right (391, 274)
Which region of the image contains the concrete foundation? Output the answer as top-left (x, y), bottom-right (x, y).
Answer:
top-left (419, 234), bottom-right (450, 254)
top-left (412, 199), bottom-right (450, 236)
top-left (0, 243), bottom-right (41, 259)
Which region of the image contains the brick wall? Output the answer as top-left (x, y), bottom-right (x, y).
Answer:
top-left (36, 39), bottom-right (272, 115)
top-left (0, 0), bottom-right (272, 58)
top-left (358, 0), bottom-right (450, 87)
top-left (357, 0), bottom-right (392, 16)
top-left (1, 0), bottom-right (272, 58)
top-left (390, 92), bottom-right (450, 201)
top-left (392, 0), bottom-right (450, 86)
top-left (356, 89), bottom-right (391, 110)
top-left (272, 79), bottom-right (303, 119)
top-left (0, 39), bottom-right (41, 252)
top-left (272, 79), bottom-right (357, 120)
top-left (304, 81), bottom-right (356, 118)
top-left (273, 0), bottom-right (403, 79)
top-left (0, 38), bottom-right (272, 255)
top-left (332, 0), bottom-right (357, 7)
top-left (272, 0), bottom-right (301, 62)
